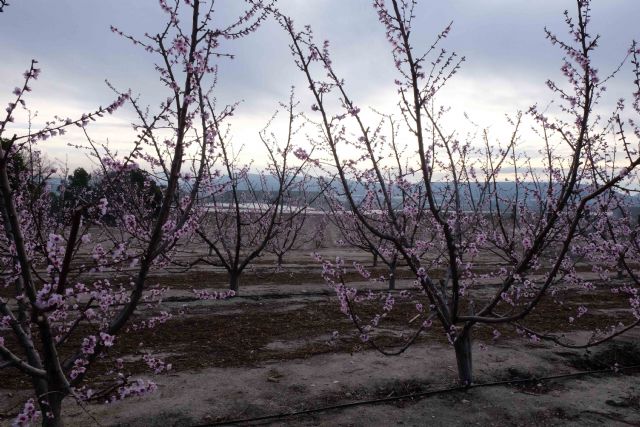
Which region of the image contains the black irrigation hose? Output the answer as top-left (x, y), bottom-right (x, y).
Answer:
top-left (195, 364), bottom-right (640, 426)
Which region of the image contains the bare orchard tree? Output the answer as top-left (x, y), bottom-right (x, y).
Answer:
top-left (325, 193), bottom-right (401, 290)
top-left (0, 0), bottom-right (268, 424)
top-left (264, 184), bottom-right (315, 269)
top-left (274, 0), bottom-right (640, 384)
top-left (194, 93), bottom-right (314, 293)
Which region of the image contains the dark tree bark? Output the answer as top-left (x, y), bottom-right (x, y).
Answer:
top-left (453, 328), bottom-right (473, 385)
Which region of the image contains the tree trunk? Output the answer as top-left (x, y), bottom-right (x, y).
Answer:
top-left (229, 271), bottom-right (240, 293)
top-left (40, 392), bottom-right (64, 427)
top-left (616, 256), bottom-right (625, 279)
top-left (388, 260), bottom-right (397, 291)
top-left (277, 253), bottom-right (284, 267)
top-left (372, 252), bottom-right (378, 268)
top-left (453, 328), bottom-right (473, 385)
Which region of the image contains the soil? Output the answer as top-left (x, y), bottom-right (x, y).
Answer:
top-left (1, 247), bottom-right (640, 426)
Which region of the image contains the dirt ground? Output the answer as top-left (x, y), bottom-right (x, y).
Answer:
top-left (39, 337), bottom-right (640, 426)
top-left (1, 243), bottom-right (640, 426)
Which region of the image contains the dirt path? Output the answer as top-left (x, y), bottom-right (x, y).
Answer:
top-left (40, 334), bottom-right (640, 426)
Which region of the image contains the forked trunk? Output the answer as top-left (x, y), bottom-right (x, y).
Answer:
top-left (453, 328), bottom-right (473, 385)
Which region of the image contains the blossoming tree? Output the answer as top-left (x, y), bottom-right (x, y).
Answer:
top-left (275, 0), bottom-right (640, 384)
top-left (0, 0), bottom-right (268, 424)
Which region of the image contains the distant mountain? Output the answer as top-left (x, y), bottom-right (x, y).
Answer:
top-left (46, 172), bottom-right (640, 213)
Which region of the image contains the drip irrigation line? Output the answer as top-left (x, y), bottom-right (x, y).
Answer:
top-left (195, 364), bottom-right (640, 426)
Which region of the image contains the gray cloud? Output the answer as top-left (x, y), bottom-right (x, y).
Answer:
top-left (1, 0), bottom-right (639, 168)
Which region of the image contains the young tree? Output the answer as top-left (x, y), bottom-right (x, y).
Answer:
top-left (193, 93), bottom-right (314, 293)
top-left (265, 186), bottom-right (313, 269)
top-left (327, 204), bottom-right (401, 290)
top-left (0, 1), bottom-right (268, 424)
top-left (275, 0), bottom-right (640, 384)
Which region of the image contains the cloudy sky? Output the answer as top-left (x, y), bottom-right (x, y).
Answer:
top-left (1, 0), bottom-right (639, 170)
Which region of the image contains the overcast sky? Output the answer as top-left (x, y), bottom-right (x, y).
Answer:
top-left (1, 0), bottom-right (639, 170)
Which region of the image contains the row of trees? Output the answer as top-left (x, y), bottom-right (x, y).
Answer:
top-left (1, 0), bottom-right (639, 425)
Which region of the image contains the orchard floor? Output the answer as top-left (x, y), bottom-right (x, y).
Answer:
top-left (1, 258), bottom-right (640, 426)
top-left (54, 339), bottom-right (640, 426)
